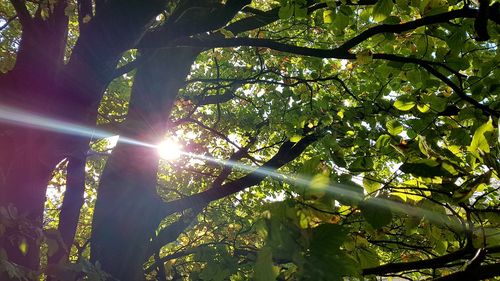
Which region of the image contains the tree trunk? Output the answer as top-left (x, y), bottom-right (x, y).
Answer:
top-left (91, 47), bottom-right (200, 280)
top-left (0, 0), bottom-right (164, 275)
top-left (49, 154), bottom-right (87, 265)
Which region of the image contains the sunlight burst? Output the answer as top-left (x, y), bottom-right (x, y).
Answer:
top-left (157, 139), bottom-right (183, 160)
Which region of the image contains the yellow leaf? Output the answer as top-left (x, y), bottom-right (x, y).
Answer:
top-left (323, 10), bottom-right (334, 24)
top-left (290, 135), bottom-right (302, 143)
top-left (19, 238), bottom-right (28, 255)
top-left (468, 118), bottom-right (494, 153)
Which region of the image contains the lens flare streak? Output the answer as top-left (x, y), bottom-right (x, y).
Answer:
top-left (0, 104), bottom-right (464, 231)
top-left (0, 105), bottom-right (154, 148)
top-left (182, 151), bottom-right (464, 231)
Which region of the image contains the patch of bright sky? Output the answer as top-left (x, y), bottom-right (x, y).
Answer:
top-left (264, 190), bottom-right (287, 202)
top-left (184, 130), bottom-right (198, 140)
top-left (228, 133), bottom-right (240, 146)
top-left (106, 135), bottom-right (119, 149)
top-left (382, 90), bottom-right (399, 101)
top-left (46, 184), bottom-right (65, 201)
top-left (340, 59), bottom-right (348, 70)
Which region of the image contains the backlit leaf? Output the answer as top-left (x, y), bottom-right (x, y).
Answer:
top-left (386, 119), bottom-right (403, 136)
top-left (394, 96), bottom-right (416, 111)
top-left (373, 0), bottom-right (394, 22)
top-left (360, 198), bottom-right (393, 229)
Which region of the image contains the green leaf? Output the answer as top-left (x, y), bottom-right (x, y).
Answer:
top-left (394, 96), bottom-right (416, 111)
top-left (372, 0), bottom-right (394, 22)
top-left (349, 157), bottom-right (374, 172)
top-left (294, 4), bottom-right (307, 18)
top-left (363, 177), bottom-right (381, 194)
top-left (303, 224), bottom-right (355, 280)
top-left (375, 134), bottom-right (392, 149)
top-left (400, 160), bottom-right (453, 177)
top-left (357, 248), bottom-right (380, 268)
top-left (386, 119), bottom-right (403, 136)
top-left (219, 28), bottom-right (234, 38)
top-left (468, 118), bottom-right (494, 154)
top-left (417, 103), bottom-right (430, 112)
top-left (356, 50), bottom-right (373, 64)
top-left (290, 135), bottom-right (302, 143)
top-left (334, 181), bottom-right (364, 206)
top-left (310, 224), bottom-right (348, 252)
top-left (254, 246), bottom-right (279, 281)
top-left (278, 4), bottom-right (293, 19)
top-left (323, 10), bottom-right (334, 24)
top-left (360, 198), bottom-right (393, 229)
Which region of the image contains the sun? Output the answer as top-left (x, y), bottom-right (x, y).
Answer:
top-left (157, 139), bottom-right (183, 160)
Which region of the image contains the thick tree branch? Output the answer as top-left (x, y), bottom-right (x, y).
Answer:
top-left (8, 0), bottom-right (31, 28)
top-left (363, 248), bottom-right (473, 275)
top-left (363, 245), bottom-right (500, 276)
top-left (432, 262), bottom-right (500, 281)
top-left (48, 153), bottom-right (86, 264)
top-left (169, 8), bottom-right (481, 53)
top-left (149, 207), bottom-right (203, 257)
top-left (193, 89), bottom-right (235, 106)
top-left (159, 133), bottom-right (320, 218)
top-left (139, 0), bottom-right (251, 48)
top-left (338, 8), bottom-right (478, 52)
top-left (475, 0), bottom-right (490, 41)
top-left (174, 36), bottom-right (355, 59)
top-left (112, 0), bottom-right (254, 78)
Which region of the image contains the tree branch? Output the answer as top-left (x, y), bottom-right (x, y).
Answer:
top-left (77, 0), bottom-right (93, 26)
top-left (8, 0), bottom-right (31, 28)
top-left (173, 34), bottom-right (499, 118)
top-left (338, 8), bottom-right (477, 52)
top-left (432, 262), bottom-right (500, 281)
top-left (363, 245), bottom-right (500, 276)
top-left (168, 8), bottom-right (480, 54)
top-left (363, 248), bottom-right (473, 276)
top-left (49, 153), bottom-right (87, 264)
top-left (139, 0), bottom-right (251, 48)
top-left (192, 89), bottom-right (235, 106)
top-left (418, 63), bottom-right (499, 117)
top-left (158, 132), bottom-right (320, 218)
top-left (0, 15), bottom-right (18, 31)
top-left (149, 207), bottom-right (202, 257)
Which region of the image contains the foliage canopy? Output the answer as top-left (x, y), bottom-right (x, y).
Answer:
top-left (0, 0), bottom-right (500, 280)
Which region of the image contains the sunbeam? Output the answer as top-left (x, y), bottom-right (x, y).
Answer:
top-left (0, 104), bottom-right (154, 148)
top-left (0, 104), bottom-right (464, 232)
top-left (182, 151), bottom-right (464, 232)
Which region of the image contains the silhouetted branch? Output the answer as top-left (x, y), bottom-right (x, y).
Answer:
top-left (159, 132), bottom-right (320, 218)
top-left (172, 8), bottom-right (480, 53)
top-left (139, 0), bottom-right (251, 48)
top-left (77, 0), bottom-right (93, 26)
top-left (0, 15), bottom-right (18, 31)
top-left (8, 0), bottom-right (31, 28)
top-left (363, 249), bottom-right (471, 276)
top-left (363, 245), bottom-right (500, 276)
top-left (49, 153), bottom-right (86, 264)
top-left (432, 262), bottom-right (500, 281)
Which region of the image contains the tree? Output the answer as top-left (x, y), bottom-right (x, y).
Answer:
top-left (1, 0), bottom-right (499, 280)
